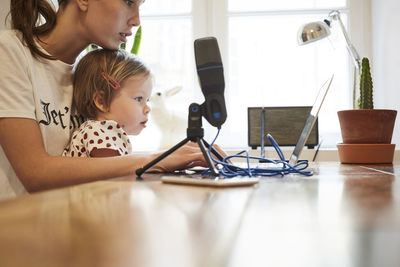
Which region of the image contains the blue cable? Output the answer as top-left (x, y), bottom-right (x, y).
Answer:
top-left (203, 127), bottom-right (313, 177)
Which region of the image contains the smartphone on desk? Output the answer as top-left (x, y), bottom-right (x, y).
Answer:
top-left (161, 175), bottom-right (259, 187)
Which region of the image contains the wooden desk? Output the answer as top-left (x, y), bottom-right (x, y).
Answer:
top-left (0, 163), bottom-right (399, 267)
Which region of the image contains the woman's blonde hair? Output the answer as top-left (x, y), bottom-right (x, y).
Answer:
top-left (73, 49), bottom-right (151, 119)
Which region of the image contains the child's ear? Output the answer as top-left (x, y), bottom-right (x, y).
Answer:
top-left (93, 91), bottom-right (108, 113)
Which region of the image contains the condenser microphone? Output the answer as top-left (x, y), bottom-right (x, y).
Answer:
top-left (194, 37), bottom-right (227, 127)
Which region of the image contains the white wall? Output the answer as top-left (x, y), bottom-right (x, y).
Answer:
top-left (372, 0), bottom-right (400, 146)
top-left (0, 0), bottom-right (10, 30)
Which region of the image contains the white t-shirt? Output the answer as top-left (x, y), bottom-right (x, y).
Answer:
top-left (63, 120), bottom-right (132, 157)
top-left (0, 30), bottom-right (83, 201)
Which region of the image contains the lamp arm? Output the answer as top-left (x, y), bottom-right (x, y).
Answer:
top-left (329, 10), bottom-right (361, 70)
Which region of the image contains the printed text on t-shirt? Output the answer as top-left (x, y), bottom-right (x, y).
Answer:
top-left (39, 100), bottom-right (85, 130)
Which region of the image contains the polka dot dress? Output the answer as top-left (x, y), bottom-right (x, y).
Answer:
top-left (62, 120), bottom-right (132, 157)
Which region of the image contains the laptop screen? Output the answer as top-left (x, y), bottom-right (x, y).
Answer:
top-left (289, 75), bottom-right (334, 165)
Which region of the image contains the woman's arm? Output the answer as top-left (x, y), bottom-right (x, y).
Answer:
top-left (0, 118), bottom-right (207, 192)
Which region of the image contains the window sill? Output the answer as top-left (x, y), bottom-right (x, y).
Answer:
top-left (226, 148), bottom-right (400, 163)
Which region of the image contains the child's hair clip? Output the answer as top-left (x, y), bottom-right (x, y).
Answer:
top-left (101, 72), bottom-right (120, 90)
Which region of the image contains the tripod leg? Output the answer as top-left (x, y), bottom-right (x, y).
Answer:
top-left (202, 139), bottom-right (224, 161)
top-left (136, 138), bottom-right (190, 177)
top-left (202, 139), bottom-right (242, 172)
top-left (197, 138), bottom-right (219, 176)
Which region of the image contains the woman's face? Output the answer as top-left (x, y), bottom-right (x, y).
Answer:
top-left (82, 0), bottom-right (143, 49)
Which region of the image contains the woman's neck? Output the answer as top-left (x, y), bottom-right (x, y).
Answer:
top-left (38, 6), bottom-right (90, 64)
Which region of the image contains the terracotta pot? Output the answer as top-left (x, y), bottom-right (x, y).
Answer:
top-left (337, 109), bottom-right (397, 144)
top-left (337, 143), bottom-right (395, 163)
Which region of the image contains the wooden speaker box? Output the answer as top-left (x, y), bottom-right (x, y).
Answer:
top-left (248, 107), bottom-right (319, 149)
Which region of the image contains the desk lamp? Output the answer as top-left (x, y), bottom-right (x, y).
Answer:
top-left (298, 10), bottom-right (361, 108)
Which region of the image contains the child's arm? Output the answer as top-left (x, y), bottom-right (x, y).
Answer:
top-left (0, 118), bottom-right (208, 192)
top-left (90, 148), bottom-right (121, 157)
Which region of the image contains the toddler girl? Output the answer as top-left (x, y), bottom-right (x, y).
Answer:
top-left (63, 49), bottom-right (152, 157)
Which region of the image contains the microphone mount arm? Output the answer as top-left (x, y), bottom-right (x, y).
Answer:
top-left (324, 10), bottom-right (361, 108)
top-left (325, 10), bottom-right (361, 70)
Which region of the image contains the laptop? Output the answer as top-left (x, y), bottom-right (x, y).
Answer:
top-left (288, 74), bottom-right (334, 165)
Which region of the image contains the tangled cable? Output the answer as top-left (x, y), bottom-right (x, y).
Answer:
top-left (203, 127), bottom-right (313, 177)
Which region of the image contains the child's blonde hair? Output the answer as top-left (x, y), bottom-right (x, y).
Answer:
top-left (73, 49), bottom-right (150, 119)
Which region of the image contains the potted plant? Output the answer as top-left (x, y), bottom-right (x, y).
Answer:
top-left (337, 57), bottom-right (397, 163)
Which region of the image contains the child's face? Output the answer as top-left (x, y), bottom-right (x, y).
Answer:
top-left (99, 73), bottom-right (152, 135)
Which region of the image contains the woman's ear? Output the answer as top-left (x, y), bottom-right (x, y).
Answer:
top-left (93, 91), bottom-right (109, 113)
top-left (76, 0), bottom-right (89, 12)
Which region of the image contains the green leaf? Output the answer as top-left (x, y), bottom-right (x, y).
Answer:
top-left (86, 44), bottom-right (98, 52)
top-left (131, 25), bottom-right (142, 55)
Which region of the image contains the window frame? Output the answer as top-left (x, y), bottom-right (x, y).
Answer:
top-left (187, 0), bottom-right (371, 149)
top-left (192, 0), bottom-right (371, 62)
top-left (136, 0), bottom-right (372, 150)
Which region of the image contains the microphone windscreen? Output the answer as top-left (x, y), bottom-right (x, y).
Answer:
top-left (194, 37), bottom-right (222, 68)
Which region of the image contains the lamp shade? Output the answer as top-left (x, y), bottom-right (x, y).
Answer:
top-left (298, 21), bottom-right (331, 45)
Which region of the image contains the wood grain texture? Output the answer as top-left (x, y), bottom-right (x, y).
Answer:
top-left (0, 163), bottom-right (399, 267)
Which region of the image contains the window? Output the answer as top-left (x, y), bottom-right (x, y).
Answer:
top-left (129, 1), bottom-right (366, 150)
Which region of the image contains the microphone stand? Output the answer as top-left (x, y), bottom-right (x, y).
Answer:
top-left (136, 102), bottom-right (225, 177)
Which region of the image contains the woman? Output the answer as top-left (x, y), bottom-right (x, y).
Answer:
top-left (0, 0), bottom-right (218, 200)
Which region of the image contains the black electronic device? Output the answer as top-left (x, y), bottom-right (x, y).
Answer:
top-left (248, 106), bottom-right (319, 149)
top-left (194, 37), bottom-right (227, 127)
top-left (136, 37), bottom-right (227, 177)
